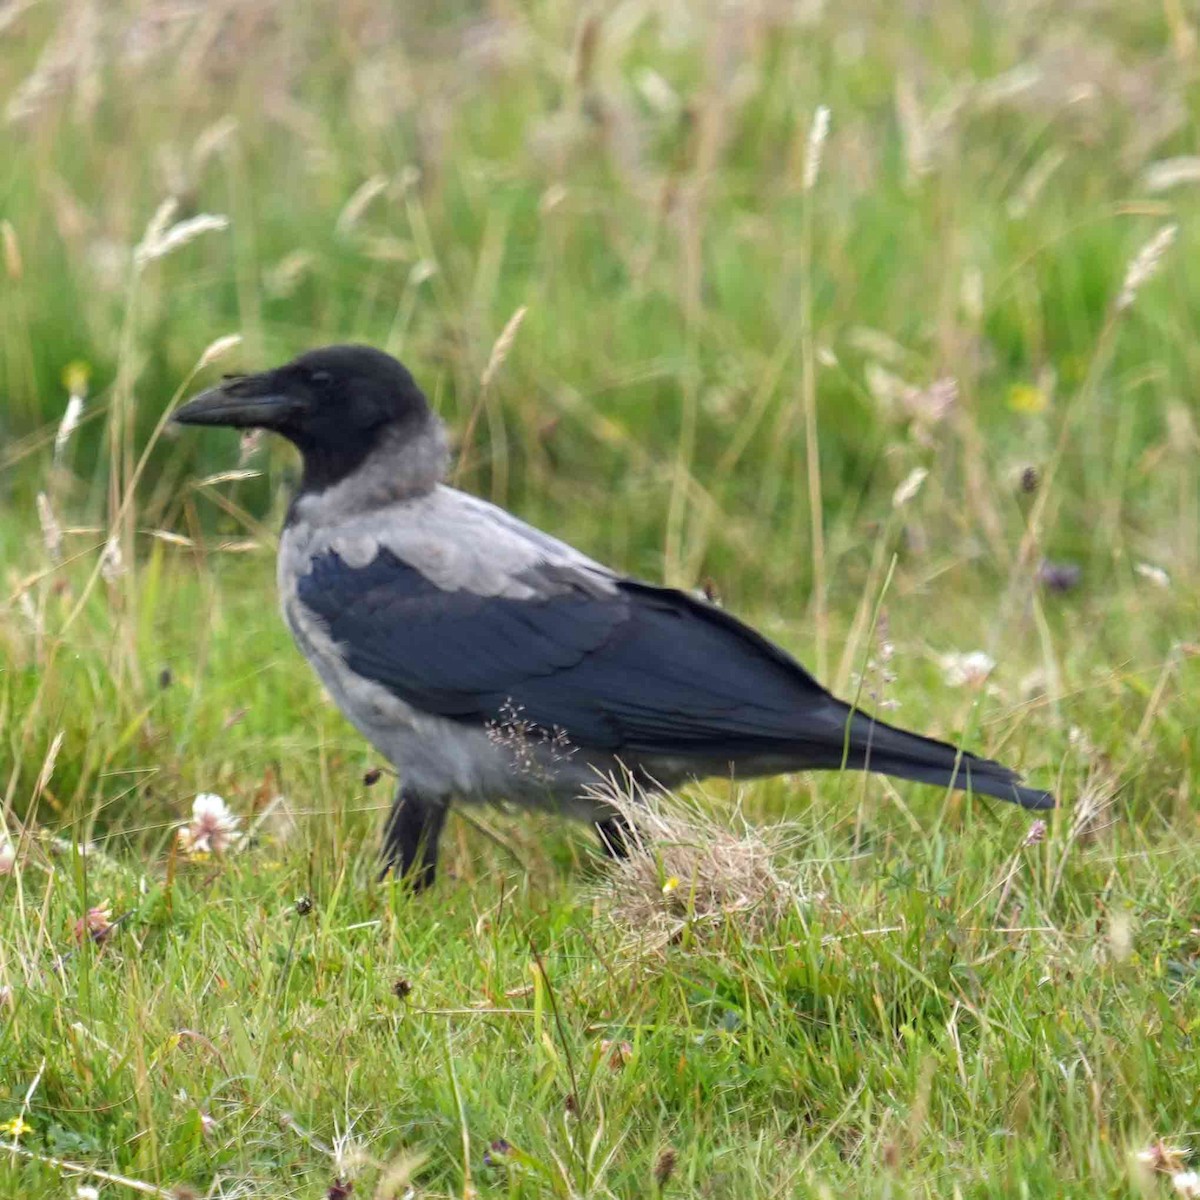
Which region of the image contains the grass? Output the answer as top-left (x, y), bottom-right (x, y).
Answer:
top-left (2, 0), bottom-right (1200, 1195)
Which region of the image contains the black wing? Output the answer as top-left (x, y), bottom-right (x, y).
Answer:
top-left (297, 547), bottom-right (1055, 809)
top-left (295, 548), bottom-right (839, 758)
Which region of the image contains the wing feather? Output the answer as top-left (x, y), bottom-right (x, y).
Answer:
top-left (296, 547), bottom-right (835, 756)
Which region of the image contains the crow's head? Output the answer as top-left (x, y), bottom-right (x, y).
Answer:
top-left (173, 344), bottom-right (434, 491)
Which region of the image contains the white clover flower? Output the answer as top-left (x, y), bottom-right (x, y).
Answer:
top-left (179, 793), bottom-right (243, 855)
top-left (1173, 1172), bottom-right (1200, 1198)
top-left (0, 836), bottom-right (16, 876)
top-left (940, 650), bottom-right (995, 689)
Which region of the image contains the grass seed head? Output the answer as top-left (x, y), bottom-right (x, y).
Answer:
top-left (36, 492), bottom-right (63, 563)
top-left (132, 198), bottom-right (229, 267)
top-left (803, 104), bottom-right (830, 191)
top-left (1135, 562), bottom-right (1171, 589)
top-left (197, 333), bottom-right (243, 370)
top-left (481, 304), bottom-right (528, 388)
top-left (1116, 223), bottom-right (1177, 312)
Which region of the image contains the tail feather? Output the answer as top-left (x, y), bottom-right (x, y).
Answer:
top-left (816, 706), bottom-right (1055, 811)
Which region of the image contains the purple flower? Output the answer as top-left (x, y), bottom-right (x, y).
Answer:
top-left (1037, 559), bottom-right (1081, 593)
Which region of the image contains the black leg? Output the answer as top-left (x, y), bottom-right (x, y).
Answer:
top-left (380, 785), bottom-right (449, 890)
top-left (595, 813), bottom-right (637, 859)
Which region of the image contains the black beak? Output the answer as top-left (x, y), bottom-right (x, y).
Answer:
top-left (172, 373), bottom-right (302, 430)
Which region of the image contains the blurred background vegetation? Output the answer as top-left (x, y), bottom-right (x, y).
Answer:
top-left (3, 0), bottom-right (1198, 595)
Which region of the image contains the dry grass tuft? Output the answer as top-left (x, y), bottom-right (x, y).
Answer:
top-left (585, 776), bottom-right (806, 946)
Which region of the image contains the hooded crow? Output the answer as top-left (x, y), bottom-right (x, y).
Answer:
top-left (174, 344), bottom-right (1054, 889)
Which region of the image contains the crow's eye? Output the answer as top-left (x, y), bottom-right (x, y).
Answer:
top-left (309, 370), bottom-right (332, 386)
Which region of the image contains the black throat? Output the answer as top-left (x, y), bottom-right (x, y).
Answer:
top-left (292, 431), bottom-right (381, 497)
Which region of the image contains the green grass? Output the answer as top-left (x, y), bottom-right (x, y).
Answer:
top-left (3, 1), bottom-right (1200, 1196)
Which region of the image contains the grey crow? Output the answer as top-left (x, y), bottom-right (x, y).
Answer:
top-left (173, 344), bottom-right (1054, 889)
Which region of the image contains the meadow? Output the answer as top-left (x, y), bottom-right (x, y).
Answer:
top-left (2, 1), bottom-right (1200, 1196)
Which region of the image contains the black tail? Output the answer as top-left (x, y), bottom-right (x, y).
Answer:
top-left (813, 704), bottom-right (1055, 811)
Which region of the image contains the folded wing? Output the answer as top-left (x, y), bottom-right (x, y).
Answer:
top-left (296, 547), bottom-right (1054, 810)
top-left (296, 547), bottom-right (840, 756)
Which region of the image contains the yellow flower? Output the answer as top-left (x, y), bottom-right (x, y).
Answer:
top-left (1007, 383), bottom-right (1048, 414)
top-left (60, 361), bottom-right (91, 397)
top-left (661, 876), bottom-right (680, 895)
top-left (0, 1116), bottom-right (32, 1138)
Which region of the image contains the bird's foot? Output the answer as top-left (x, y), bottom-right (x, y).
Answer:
top-left (595, 813), bottom-right (637, 859)
top-left (380, 785), bottom-right (448, 891)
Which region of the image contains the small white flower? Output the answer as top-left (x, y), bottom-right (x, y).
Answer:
top-left (1068, 725), bottom-right (1093, 755)
top-left (76, 1187), bottom-right (101, 1200)
top-left (940, 650), bottom-right (995, 688)
top-left (0, 836), bottom-right (16, 876)
top-left (1172, 1171), bottom-right (1200, 1198)
top-left (1022, 819), bottom-right (1047, 847)
top-left (179, 793), bottom-right (243, 854)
